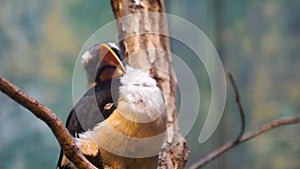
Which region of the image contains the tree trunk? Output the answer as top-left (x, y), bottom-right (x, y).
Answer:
top-left (110, 0), bottom-right (189, 168)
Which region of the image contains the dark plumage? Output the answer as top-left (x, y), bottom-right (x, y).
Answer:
top-left (56, 42), bottom-right (124, 169)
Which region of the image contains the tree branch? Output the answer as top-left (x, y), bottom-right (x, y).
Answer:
top-left (0, 76), bottom-right (97, 169)
top-left (189, 73), bottom-right (300, 169)
top-left (227, 72), bottom-right (245, 141)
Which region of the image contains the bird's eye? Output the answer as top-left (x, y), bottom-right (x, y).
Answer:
top-left (131, 83), bottom-right (154, 87)
top-left (142, 83), bottom-right (150, 87)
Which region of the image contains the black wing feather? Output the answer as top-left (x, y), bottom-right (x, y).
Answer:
top-left (56, 79), bottom-right (120, 169)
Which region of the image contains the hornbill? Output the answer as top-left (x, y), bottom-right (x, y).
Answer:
top-left (57, 42), bottom-right (167, 169)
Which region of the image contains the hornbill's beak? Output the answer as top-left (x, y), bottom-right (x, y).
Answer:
top-left (99, 43), bottom-right (126, 76)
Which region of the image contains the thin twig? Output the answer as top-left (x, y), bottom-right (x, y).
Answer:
top-left (190, 115), bottom-right (300, 169)
top-left (228, 72), bottom-right (245, 141)
top-left (0, 76), bottom-right (97, 169)
top-left (189, 73), bottom-right (300, 169)
top-left (241, 116), bottom-right (300, 142)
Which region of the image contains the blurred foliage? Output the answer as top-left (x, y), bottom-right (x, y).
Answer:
top-left (0, 0), bottom-right (300, 169)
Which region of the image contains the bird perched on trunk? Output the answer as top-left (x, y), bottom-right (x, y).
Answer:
top-left (57, 42), bottom-right (167, 169)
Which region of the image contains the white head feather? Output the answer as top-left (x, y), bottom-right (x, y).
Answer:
top-left (118, 65), bottom-right (166, 123)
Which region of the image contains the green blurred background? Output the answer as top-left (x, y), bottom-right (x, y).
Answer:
top-left (0, 0), bottom-right (299, 168)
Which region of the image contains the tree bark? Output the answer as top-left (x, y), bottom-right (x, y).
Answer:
top-left (0, 76), bottom-right (97, 169)
top-left (110, 0), bottom-right (189, 168)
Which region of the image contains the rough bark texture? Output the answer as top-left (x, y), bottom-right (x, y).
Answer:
top-left (0, 76), bottom-right (97, 169)
top-left (110, 0), bottom-right (190, 168)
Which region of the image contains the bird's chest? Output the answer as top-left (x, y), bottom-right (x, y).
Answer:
top-left (92, 110), bottom-right (166, 169)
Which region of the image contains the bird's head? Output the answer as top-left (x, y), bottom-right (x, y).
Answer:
top-left (81, 42), bottom-right (126, 88)
top-left (82, 42), bottom-right (165, 123)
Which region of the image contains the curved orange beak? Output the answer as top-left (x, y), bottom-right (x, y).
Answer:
top-left (99, 43), bottom-right (126, 75)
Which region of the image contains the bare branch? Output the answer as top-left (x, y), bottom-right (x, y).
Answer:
top-left (241, 115), bottom-right (300, 142)
top-left (0, 76), bottom-right (97, 169)
top-left (227, 72), bottom-right (245, 141)
top-left (189, 73), bottom-right (300, 169)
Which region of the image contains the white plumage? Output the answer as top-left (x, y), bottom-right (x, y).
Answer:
top-left (118, 65), bottom-right (165, 123)
top-left (81, 51), bottom-right (94, 65)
